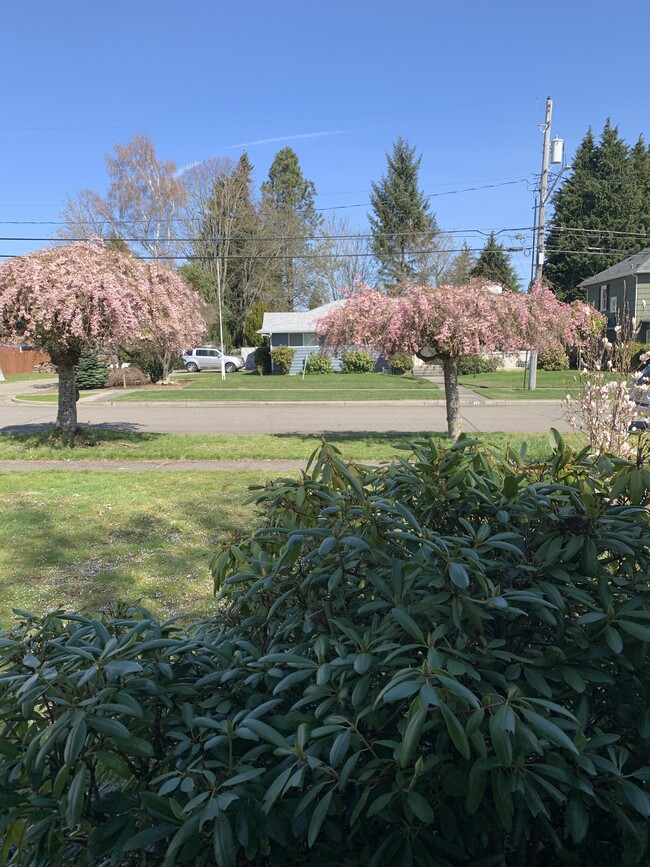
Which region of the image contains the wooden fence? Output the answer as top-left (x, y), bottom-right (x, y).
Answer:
top-left (0, 346), bottom-right (51, 375)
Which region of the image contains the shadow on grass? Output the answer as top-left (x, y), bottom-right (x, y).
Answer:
top-left (1, 483), bottom-right (253, 624)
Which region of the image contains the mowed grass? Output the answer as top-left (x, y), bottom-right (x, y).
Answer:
top-left (0, 429), bottom-right (582, 462)
top-left (458, 369), bottom-right (582, 400)
top-left (115, 371), bottom-right (440, 401)
top-left (0, 471), bottom-right (269, 628)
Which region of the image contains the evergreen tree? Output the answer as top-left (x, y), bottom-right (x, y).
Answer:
top-left (444, 241), bottom-right (477, 286)
top-left (74, 350), bottom-right (109, 390)
top-left (470, 232), bottom-right (521, 291)
top-left (368, 137), bottom-right (439, 292)
top-left (545, 121), bottom-right (641, 301)
top-left (261, 148), bottom-right (322, 311)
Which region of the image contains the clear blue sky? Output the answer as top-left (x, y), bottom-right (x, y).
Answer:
top-left (2, 0), bottom-right (648, 283)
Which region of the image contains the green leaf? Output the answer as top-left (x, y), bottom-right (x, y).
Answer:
top-left (391, 608), bottom-right (425, 642)
top-left (63, 717), bottom-right (87, 764)
top-left (88, 716), bottom-right (131, 740)
top-left (367, 791), bottom-right (393, 818)
top-left (620, 780), bottom-right (650, 818)
top-left (307, 789), bottom-right (332, 848)
top-left (65, 766), bottom-right (87, 830)
top-left (437, 675), bottom-right (480, 709)
top-left (565, 796), bottom-right (589, 844)
top-left (406, 791), bottom-right (434, 824)
top-left (329, 730), bottom-right (351, 768)
top-left (619, 620), bottom-right (650, 641)
top-left (604, 625), bottom-right (623, 654)
top-left (440, 702), bottom-right (470, 760)
top-left (104, 660), bottom-right (143, 677)
top-left (449, 562), bottom-right (470, 589)
top-left (521, 708), bottom-right (578, 755)
top-left (399, 707), bottom-right (427, 768)
top-left (243, 718), bottom-right (291, 749)
top-left (212, 813), bottom-right (236, 867)
top-left (124, 824), bottom-right (175, 852)
top-left (466, 764), bottom-right (487, 815)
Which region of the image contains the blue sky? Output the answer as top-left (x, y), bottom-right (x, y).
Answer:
top-left (2, 0), bottom-right (648, 283)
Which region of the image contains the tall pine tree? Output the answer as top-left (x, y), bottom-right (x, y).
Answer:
top-left (261, 148), bottom-right (322, 311)
top-left (369, 137), bottom-right (439, 293)
top-left (545, 121), bottom-right (645, 301)
top-left (470, 232), bottom-right (521, 291)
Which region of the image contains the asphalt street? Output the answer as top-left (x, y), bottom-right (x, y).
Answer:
top-left (0, 396), bottom-right (570, 436)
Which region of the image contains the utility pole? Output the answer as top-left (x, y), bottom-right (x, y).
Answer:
top-left (528, 97), bottom-right (553, 391)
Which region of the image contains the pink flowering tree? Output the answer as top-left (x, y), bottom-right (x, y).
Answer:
top-left (318, 280), bottom-right (590, 439)
top-left (0, 241), bottom-right (205, 433)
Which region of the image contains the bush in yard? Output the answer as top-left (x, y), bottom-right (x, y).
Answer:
top-left (387, 351), bottom-right (413, 375)
top-left (455, 354), bottom-right (499, 376)
top-left (2, 435), bottom-right (650, 866)
top-left (341, 349), bottom-right (375, 373)
top-left (270, 345), bottom-right (296, 374)
top-left (538, 345), bottom-right (569, 371)
top-left (105, 366), bottom-right (150, 388)
top-left (254, 342), bottom-right (271, 375)
top-left (305, 352), bottom-right (334, 374)
top-left (74, 350), bottom-right (109, 390)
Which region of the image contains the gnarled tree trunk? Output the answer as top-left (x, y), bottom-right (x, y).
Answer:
top-left (442, 355), bottom-right (461, 441)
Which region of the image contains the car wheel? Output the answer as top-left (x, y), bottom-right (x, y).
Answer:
top-left (185, 362), bottom-right (199, 373)
top-left (225, 362), bottom-right (237, 373)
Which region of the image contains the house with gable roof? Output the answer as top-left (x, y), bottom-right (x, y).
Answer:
top-left (257, 300), bottom-right (348, 374)
top-left (579, 248), bottom-right (650, 342)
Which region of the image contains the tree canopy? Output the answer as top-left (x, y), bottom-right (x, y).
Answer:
top-left (545, 121), bottom-right (650, 300)
top-left (0, 241), bottom-right (204, 432)
top-left (470, 232), bottom-right (521, 291)
top-left (369, 137), bottom-right (439, 292)
top-left (317, 281), bottom-right (592, 439)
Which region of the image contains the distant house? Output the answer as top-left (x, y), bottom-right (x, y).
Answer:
top-left (580, 248), bottom-right (650, 343)
top-left (257, 301), bottom-right (347, 374)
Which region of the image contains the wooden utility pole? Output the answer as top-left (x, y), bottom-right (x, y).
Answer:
top-left (529, 96), bottom-right (553, 390)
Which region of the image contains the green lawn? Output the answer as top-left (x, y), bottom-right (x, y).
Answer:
top-left (1, 372), bottom-right (57, 383)
top-left (458, 369), bottom-right (582, 400)
top-left (115, 371), bottom-right (440, 401)
top-left (0, 471), bottom-right (265, 627)
top-left (0, 429), bottom-right (582, 462)
top-left (15, 390), bottom-right (102, 402)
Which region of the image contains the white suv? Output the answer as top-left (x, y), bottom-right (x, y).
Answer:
top-left (182, 347), bottom-right (245, 373)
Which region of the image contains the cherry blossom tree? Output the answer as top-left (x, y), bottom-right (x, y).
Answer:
top-left (0, 241), bottom-right (205, 433)
top-left (317, 280), bottom-right (592, 439)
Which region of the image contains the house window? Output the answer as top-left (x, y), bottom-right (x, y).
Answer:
top-left (303, 332), bottom-right (318, 346)
top-left (599, 285), bottom-right (609, 312)
top-left (609, 295), bottom-right (618, 313)
top-left (272, 333), bottom-right (289, 347)
top-left (289, 333), bottom-right (303, 347)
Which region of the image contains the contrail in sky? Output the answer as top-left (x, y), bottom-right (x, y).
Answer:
top-left (177, 130), bottom-right (345, 175)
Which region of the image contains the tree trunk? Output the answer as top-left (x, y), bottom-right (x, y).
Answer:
top-left (442, 356), bottom-right (462, 440)
top-left (56, 362), bottom-right (78, 433)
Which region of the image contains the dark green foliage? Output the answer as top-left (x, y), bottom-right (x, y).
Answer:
top-left (261, 148), bottom-right (322, 311)
top-left (388, 352), bottom-right (414, 374)
top-left (470, 232), bottom-right (521, 291)
top-left (305, 353), bottom-right (334, 374)
top-left (341, 350), bottom-right (375, 373)
top-left (630, 342), bottom-right (650, 370)
top-left (443, 241), bottom-right (477, 286)
top-left (538, 346), bottom-right (569, 371)
top-left (546, 122), bottom-right (650, 301)
top-left (243, 301), bottom-right (270, 347)
top-left (253, 342), bottom-right (271, 375)
top-left (74, 350), bottom-right (108, 390)
top-left (270, 345), bottom-right (296, 374)
top-left (455, 355), bottom-right (499, 376)
top-left (2, 436), bottom-right (650, 865)
top-left (369, 137), bottom-right (439, 291)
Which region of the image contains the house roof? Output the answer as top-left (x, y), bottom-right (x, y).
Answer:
top-left (578, 247), bottom-right (650, 287)
top-left (258, 300), bottom-right (346, 334)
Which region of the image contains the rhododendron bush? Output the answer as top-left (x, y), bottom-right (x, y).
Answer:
top-left (318, 281), bottom-right (591, 438)
top-left (0, 241), bottom-right (205, 433)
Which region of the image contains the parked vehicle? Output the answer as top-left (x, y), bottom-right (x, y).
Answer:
top-left (181, 347), bottom-right (245, 373)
